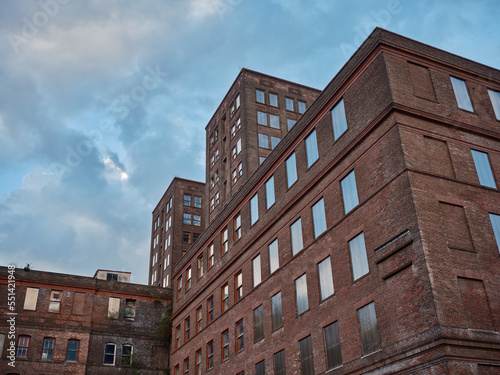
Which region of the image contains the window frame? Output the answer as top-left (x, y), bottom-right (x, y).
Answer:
top-left (121, 344), bottom-right (133, 366)
top-left (221, 284), bottom-right (229, 313)
top-left (341, 170), bottom-right (359, 214)
top-left (305, 129), bottom-right (319, 168)
top-left (349, 232), bottom-right (370, 281)
top-left (253, 304), bottom-right (264, 342)
top-left (207, 296), bottom-right (214, 324)
top-left (103, 342), bottom-right (116, 366)
top-left (318, 256), bottom-right (335, 300)
top-left (66, 339), bottom-right (80, 362)
top-left (266, 176), bottom-right (275, 209)
top-left (450, 76), bottom-right (474, 112)
top-left (250, 193), bottom-right (259, 226)
top-left (196, 306), bottom-right (203, 333)
top-left (41, 337), bottom-right (55, 361)
top-left (234, 214), bottom-right (242, 242)
top-left (286, 152), bottom-right (298, 188)
top-left (222, 329), bottom-right (229, 361)
top-left (235, 271), bottom-right (243, 302)
top-left (207, 340), bottom-right (214, 370)
top-left (295, 274), bottom-right (309, 315)
top-left (235, 319), bottom-right (244, 353)
top-left (331, 98), bottom-right (348, 141)
top-left (271, 291), bottom-right (283, 330)
top-left (16, 335), bottom-right (30, 359)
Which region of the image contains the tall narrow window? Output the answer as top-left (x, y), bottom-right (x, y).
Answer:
top-left (185, 317), bottom-right (191, 341)
top-left (197, 255), bottom-right (204, 279)
top-left (358, 302), bottom-right (381, 355)
top-left (108, 297), bottom-right (120, 319)
top-left (324, 322), bottom-right (342, 369)
top-left (207, 297), bottom-right (214, 324)
top-left (48, 290), bottom-right (62, 312)
top-left (349, 232), bottom-right (369, 280)
top-left (184, 357), bottom-right (189, 375)
top-left (312, 198), bottom-right (327, 238)
top-left (299, 335), bottom-right (315, 375)
top-left (488, 89), bottom-right (500, 120)
top-left (42, 338), bottom-right (55, 360)
top-left (305, 130), bottom-right (319, 167)
top-left (490, 213), bottom-right (500, 252)
top-left (250, 193), bottom-right (259, 225)
top-left (234, 214), bottom-right (242, 241)
top-left (252, 255), bottom-right (261, 287)
top-left (194, 196), bottom-right (202, 208)
top-left (184, 195), bottom-right (191, 206)
top-left (270, 114), bottom-right (280, 129)
top-left (222, 228), bottom-right (229, 254)
top-left (450, 76), bottom-right (474, 111)
top-left (175, 325), bottom-right (181, 349)
top-left (266, 176), bottom-right (275, 209)
top-left (259, 133), bottom-right (269, 148)
top-left (236, 320), bottom-right (244, 352)
top-left (23, 287), bottom-right (39, 310)
top-left (121, 344), bottom-right (133, 366)
top-left (256, 360), bottom-right (266, 375)
top-left (124, 299), bottom-right (136, 321)
top-left (290, 218), bottom-right (304, 256)
top-left (186, 267), bottom-right (192, 290)
top-left (471, 150), bottom-right (497, 188)
top-left (253, 305), bottom-right (264, 342)
top-left (270, 93), bottom-right (278, 107)
top-left (177, 277), bottom-right (183, 300)
top-left (258, 111), bottom-right (268, 126)
top-left (195, 349), bottom-right (202, 375)
top-left (286, 152), bottom-right (298, 188)
top-left (207, 341), bottom-right (214, 369)
top-left (66, 340), bottom-right (79, 362)
top-left (256, 89), bottom-right (265, 104)
top-left (274, 350), bottom-right (286, 375)
top-left (295, 274), bottom-right (309, 315)
top-left (298, 100), bottom-right (307, 114)
top-left (286, 98), bottom-right (294, 111)
top-left (271, 292), bottom-right (283, 330)
top-left (269, 239), bottom-right (279, 274)
top-left (196, 307), bottom-right (202, 332)
top-left (222, 284), bottom-right (229, 312)
top-left (222, 330), bottom-right (229, 360)
top-left (341, 170), bottom-right (359, 213)
top-left (331, 98), bottom-right (348, 141)
top-left (16, 335), bottom-right (30, 358)
top-left (235, 272), bottom-right (243, 301)
top-left (208, 243), bottom-right (214, 267)
top-left (174, 365), bottom-right (180, 375)
top-left (103, 343), bottom-right (116, 365)
top-left (318, 257), bottom-right (334, 300)
top-left (183, 213), bottom-right (192, 225)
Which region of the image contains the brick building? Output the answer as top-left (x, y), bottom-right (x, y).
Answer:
top-left (168, 28), bottom-right (500, 374)
top-left (0, 266), bottom-right (171, 374)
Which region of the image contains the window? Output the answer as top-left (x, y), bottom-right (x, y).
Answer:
top-left (174, 365), bottom-right (180, 375)
top-left (184, 195), bottom-right (191, 206)
top-left (236, 319), bottom-right (244, 352)
top-left (48, 290), bottom-right (62, 312)
top-left (258, 111), bottom-right (268, 126)
top-left (187, 268), bottom-right (192, 290)
top-left (269, 114), bottom-right (280, 129)
top-left (271, 136), bottom-right (280, 149)
top-left (471, 150), bottom-right (497, 188)
top-left (23, 287), bottom-right (39, 310)
top-left (124, 299), bottom-right (136, 320)
top-left (193, 215), bottom-right (201, 226)
top-left (274, 350), bottom-right (286, 375)
top-left (207, 297), bottom-right (214, 324)
top-left (222, 228), bottom-right (229, 254)
top-left (305, 130), bottom-right (319, 167)
top-left (121, 344), bottom-right (133, 366)
top-left (287, 118), bottom-right (296, 130)
top-left (358, 302), bottom-right (381, 355)
top-left (450, 76), bottom-right (474, 111)
top-left (268, 239), bottom-right (279, 274)
top-left (290, 218), bottom-right (304, 256)
top-left (349, 232), bottom-right (369, 280)
top-left (107, 272), bottom-right (118, 281)
top-left (258, 133), bottom-right (269, 149)
top-left (298, 100), bottom-right (306, 114)
top-left (490, 213), bottom-right (500, 251)
top-left (207, 341), bottom-right (214, 370)
top-left (185, 317), bottom-right (191, 341)
top-left (266, 176), bottom-right (275, 209)
top-left (253, 305), bottom-right (264, 342)
top-left (324, 322), bottom-right (342, 369)
top-left (177, 277), bottom-right (183, 299)
top-left (271, 292), bottom-right (283, 330)
top-left (232, 169), bottom-right (238, 184)
top-left (488, 89), bottom-right (500, 120)
top-left (232, 138), bottom-right (242, 159)
top-left (184, 357), bottom-right (189, 375)
top-left (194, 196), bottom-right (202, 208)
top-left (238, 162), bottom-right (243, 176)
top-left (286, 152), bottom-right (298, 188)
top-left (260, 156), bottom-right (266, 164)
top-left (256, 89), bottom-right (265, 103)
top-left (197, 255), bottom-right (204, 279)
top-left (222, 284), bottom-right (229, 312)
top-left (208, 243), bottom-right (214, 268)
top-left (299, 335), bottom-right (314, 375)
top-left (234, 214), bottom-right (242, 241)
top-left (331, 98), bottom-right (347, 140)
top-left (295, 274), bottom-right (309, 315)
top-left (235, 94), bottom-right (240, 109)
top-left (270, 93), bottom-right (278, 107)
top-left (341, 170), bottom-right (359, 213)
top-left (235, 271), bottom-right (243, 301)
top-left (65, 340), bottom-right (79, 362)
top-left (255, 360), bottom-right (265, 375)
top-left (250, 193), bottom-right (259, 225)
top-left (108, 297), bottom-right (120, 319)
top-left (41, 338), bottom-right (55, 360)
top-left (103, 343), bottom-right (116, 365)
top-left (183, 213), bottom-right (191, 225)
top-left (183, 232), bottom-right (191, 244)
top-left (318, 257), bottom-right (334, 300)
top-left (175, 325), bottom-right (181, 349)
top-left (16, 335), bottom-right (30, 358)
top-left (312, 198), bottom-right (327, 238)
top-left (195, 349), bottom-right (202, 375)
top-left (285, 98), bottom-right (294, 111)
top-left (222, 330), bottom-right (229, 360)
top-left (252, 254), bottom-right (262, 287)
top-left (196, 307), bottom-right (203, 332)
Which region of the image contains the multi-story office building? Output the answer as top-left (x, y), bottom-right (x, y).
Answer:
top-left (169, 28), bottom-right (500, 374)
top-left (149, 178), bottom-right (205, 288)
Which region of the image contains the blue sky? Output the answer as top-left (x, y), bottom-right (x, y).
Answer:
top-left (0, 0), bottom-right (499, 284)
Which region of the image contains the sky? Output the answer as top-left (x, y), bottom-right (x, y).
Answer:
top-left (0, 0), bottom-right (499, 285)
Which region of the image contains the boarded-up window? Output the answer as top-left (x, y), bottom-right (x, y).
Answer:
top-left (299, 335), bottom-right (314, 375)
top-left (253, 305), bottom-right (264, 342)
top-left (274, 350), bottom-right (286, 375)
top-left (439, 202), bottom-right (474, 252)
top-left (108, 297), bottom-right (120, 319)
top-left (23, 287), bottom-right (39, 310)
top-left (72, 293), bottom-right (86, 315)
top-left (424, 137), bottom-right (455, 178)
top-left (408, 62), bottom-right (436, 101)
top-left (324, 322), bottom-right (342, 369)
top-left (458, 277), bottom-right (494, 331)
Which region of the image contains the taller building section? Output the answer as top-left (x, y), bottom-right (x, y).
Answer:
top-left (206, 69), bottom-right (321, 224)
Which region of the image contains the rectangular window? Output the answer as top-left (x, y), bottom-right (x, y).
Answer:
top-left (488, 89), bottom-right (500, 120)
top-left (250, 193), bottom-right (259, 225)
top-left (174, 365), bottom-right (180, 375)
top-left (177, 277), bottom-right (183, 299)
top-left (187, 267), bottom-right (192, 290)
top-left (312, 198), bottom-right (327, 238)
top-left (124, 299), bottom-right (136, 320)
top-left (196, 349), bottom-right (202, 375)
top-left (287, 118), bottom-right (296, 130)
top-left (103, 343), bottom-right (116, 365)
top-left (256, 89), bottom-right (265, 104)
top-left (270, 93), bottom-right (278, 107)
top-left (66, 340), bottom-right (79, 362)
top-left (222, 228), bottom-right (229, 254)
top-left (324, 322), bottom-right (342, 369)
top-left (238, 162), bottom-right (243, 176)
top-left (271, 292), bottom-right (283, 330)
top-left (193, 215), bottom-right (201, 226)
top-left (183, 232), bottom-right (191, 244)
top-left (358, 302), bottom-right (381, 355)
top-left (235, 272), bottom-right (243, 301)
top-left (236, 94), bottom-right (240, 109)
top-left (16, 335), bottom-right (30, 358)
top-left (234, 214), bottom-right (242, 241)
top-left (341, 170), bottom-right (359, 213)
top-left (253, 305), bottom-right (264, 342)
top-left (331, 98), bottom-right (347, 141)
top-left (185, 317), bottom-right (191, 341)
top-left (349, 232), bottom-right (369, 280)
top-left (450, 76), bottom-right (474, 111)
top-left (252, 254), bottom-right (262, 287)
top-left (41, 338), bottom-right (55, 360)
top-left (256, 360), bottom-right (266, 375)
top-left (471, 150), bottom-right (497, 188)
top-left (207, 341), bottom-right (214, 369)
top-left (286, 152), bottom-right (298, 188)
top-left (305, 130), bottom-right (319, 167)
top-left (197, 255), bottom-right (204, 279)
top-left (209, 243), bottom-right (214, 268)
top-left (259, 133), bottom-right (269, 148)
top-left (196, 306), bottom-right (203, 332)
top-left (184, 195), bottom-right (191, 206)
top-left (236, 319), bottom-right (244, 352)
top-left (108, 297), bottom-right (120, 319)
top-left (290, 218), bottom-right (304, 256)
top-left (299, 335), bottom-right (314, 375)
top-left (258, 111), bottom-right (268, 126)
top-left (270, 114), bottom-right (280, 129)
top-left (298, 100), bottom-right (306, 114)
top-left (222, 330), bottom-right (229, 360)
top-left (318, 257), bottom-right (334, 300)
top-left (48, 290), bottom-right (62, 312)
top-left (222, 284), bottom-right (229, 312)
top-left (266, 176), bottom-right (275, 209)
top-left (274, 350), bottom-right (286, 375)
top-left (269, 239), bottom-right (279, 274)
top-left (490, 213), bottom-right (500, 252)
top-left (286, 98), bottom-right (294, 111)
top-left (207, 297), bottom-right (214, 324)
top-left (194, 196), bottom-right (202, 208)
top-left (23, 287), bottom-right (39, 310)
top-left (183, 213), bottom-right (191, 225)
top-left (175, 325), bottom-right (181, 349)
top-left (295, 274), bottom-right (309, 315)
top-left (184, 357), bottom-right (189, 375)
top-left (271, 136), bottom-right (280, 149)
